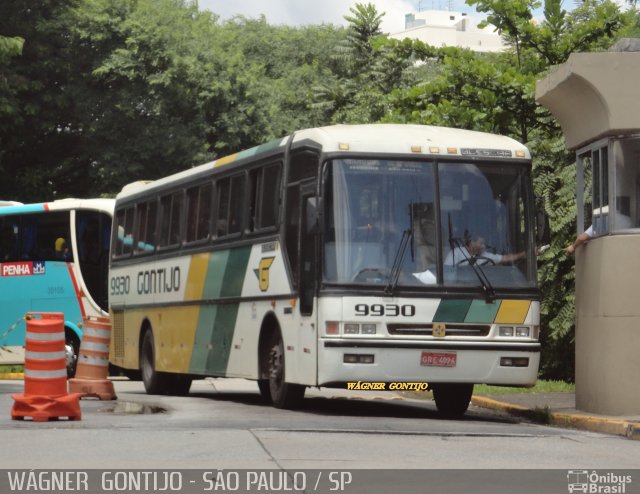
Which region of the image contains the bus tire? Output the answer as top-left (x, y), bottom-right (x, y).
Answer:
top-left (168, 374), bottom-right (192, 396)
top-left (108, 363), bottom-right (142, 381)
top-left (257, 379), bottom-right (271, 403)
top-left (432, 383), bottom-right (474, 418)
top-left (65, 330), bottom-right (80, 379)
top-left (266, 330), bottom-right (305, 409)
top-left (140, 329), bottom-right (168, 395)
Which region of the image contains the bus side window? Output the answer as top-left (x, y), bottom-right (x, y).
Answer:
top-left (134, 201), bottom-right (157, 254)
top-left (260, 164), bottom-right (281, 229)
top-left (21, 212), bottom-right (73, 262)
top-left (216, 177), bottom-right (231, 237)
top-left (216, 174), bottom-right (244, 238)
top-left (186, 182), bottom-right (213, 243)
top-left (158, 192), bottom-right (183, 248)
top-left (0, 218), bottom-right (18, 262)
top-left (114, 207), bottom-right (134, 257)
top-left (248, 163), bottom-right (282, 232)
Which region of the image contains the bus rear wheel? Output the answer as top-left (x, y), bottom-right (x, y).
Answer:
top-left (257, 379), bottom-right (271, 403)
top-left (432, 383), bottom-right (474, 418)
top-left (140, 329), bottom-right (192, 395)
top-left (266, 331), bottom-right (305, 409)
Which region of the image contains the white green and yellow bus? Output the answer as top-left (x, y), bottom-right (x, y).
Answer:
top-left (0, 199), bottom-right (114, 375)
top-left (109, 124), bottom-right (540, 416)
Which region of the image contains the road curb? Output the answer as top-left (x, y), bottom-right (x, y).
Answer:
top-left (471, 395), bottom-right (640, 440)
top-left (0, 373), bottom-right (24, 380)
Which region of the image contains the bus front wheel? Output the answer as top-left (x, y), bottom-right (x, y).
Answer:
top-left (432, 383), bottom-right (474, 418)
top-left (266, 331), bottom-right (305, 409)
top-left (65, 331), bottom-right (80, 378)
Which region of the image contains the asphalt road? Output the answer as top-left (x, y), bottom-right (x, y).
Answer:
top-left (1, 378), bottom-right (639, 470)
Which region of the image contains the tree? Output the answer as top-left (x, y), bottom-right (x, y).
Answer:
top-left (0, 34), bottom-right (24, 166)
top-left (0, 0), bottom-right (88, 200)
top-left (461, 0), bottom-right (633, 380)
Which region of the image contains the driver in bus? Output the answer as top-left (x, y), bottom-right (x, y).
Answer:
top-left (445, 232), bottom-right (525, 266)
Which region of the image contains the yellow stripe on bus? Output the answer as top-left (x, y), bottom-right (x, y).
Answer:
top-left (213, 154), bottom-right (238, 167)
top-left (184, 253), bottom-right (210, 301)
top-left (494, 300), bottom-right (531, 324)
top-left (155, 306), bottom-right (200, 373)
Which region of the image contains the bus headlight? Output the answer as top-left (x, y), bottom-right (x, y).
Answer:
top-left (499, 326), bottom-right (532, 338)
top-left (499, 326), bottom-right (514, 337)
top-left (361, 324), bottom-right (377, 335)
top-left (344, 323), bottom-right (359, 334)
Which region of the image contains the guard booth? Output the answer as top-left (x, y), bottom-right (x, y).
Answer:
top-left (536, 39), bottom-right (640, 415)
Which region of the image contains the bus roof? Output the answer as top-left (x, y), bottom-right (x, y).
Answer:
top-left (292, 124), bottom-right (530, 157)
top-left (0, 198), bottom-right (115, 216)
top-left (116, 124), bottom-right (530, 201)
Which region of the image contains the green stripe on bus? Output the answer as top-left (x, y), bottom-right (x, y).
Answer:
top-left (433, 299), bottom-right (472, 322)
top-left (191, 305), bottom-right (216, 374)
top-left (190, 246), bottom-right (252, 375)
top-left (220, 245), bottom-right (251, 298)
top-left (236, 139), bottom-right (284, 161)
top-left (464, 299), bottom-right (501, 323)
top-left (202, 250), bottom-right (229, 299)
top-left (206, 304), bottom-right (240, 374)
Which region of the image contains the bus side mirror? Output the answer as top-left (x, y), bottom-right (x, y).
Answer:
top-left (536, 208), bottom-right (550, 245)
top-left (306, 197), bottom-right (322, 235)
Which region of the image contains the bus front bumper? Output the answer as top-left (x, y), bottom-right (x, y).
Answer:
top-left (317, 339), bottom-right (540, 387)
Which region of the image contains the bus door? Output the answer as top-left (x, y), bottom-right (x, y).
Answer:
top-left (284, 148), bottom-right (320, 383)
top-left (296, 180), bottom-right (319, 384)
top-left (299, 181), bottom-right (318, 317)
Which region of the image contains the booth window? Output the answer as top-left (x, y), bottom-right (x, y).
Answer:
top-left (576, 144), bottom-right (608, 237)
top-left (577, 138), bottom-right (640, 237)
top-left (612, 138), bottom-right (640, 232)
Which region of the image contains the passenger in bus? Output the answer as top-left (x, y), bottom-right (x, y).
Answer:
top-left (445, 233), bottom-right (525, 266)
top-left (54, 237), bottom-right (71, 261)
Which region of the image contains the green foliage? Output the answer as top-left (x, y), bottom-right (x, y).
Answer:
top-left (0, 35), bottom-right (24, 62)
top-left (474, 379), bottom-right (575, 395)
top-left (0, 0), bottom-right (345, 199)
top-left (0, 0), bottom-right (87, 200)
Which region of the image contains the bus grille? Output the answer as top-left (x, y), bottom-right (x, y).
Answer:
top-left (386, 323), bottom-right (491, 337)
top-left (112, 311), bottom-right (125, 359)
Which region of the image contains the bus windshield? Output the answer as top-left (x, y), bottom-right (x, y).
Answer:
top-left (323, 158), bottom-right (535, 289)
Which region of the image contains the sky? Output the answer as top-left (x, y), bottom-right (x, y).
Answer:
top-left (197, 0), bottom-right (478, 34)
top-left (197, 0), bottom-right (632, 34)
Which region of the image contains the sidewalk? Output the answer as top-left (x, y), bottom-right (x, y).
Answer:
top-left (471, 392), bottom-right (640, 440)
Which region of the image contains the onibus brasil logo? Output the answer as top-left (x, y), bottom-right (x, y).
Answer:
top-left (567, 470), bottom-right (632, 493)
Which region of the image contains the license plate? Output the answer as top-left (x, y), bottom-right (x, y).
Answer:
top-left (420, 351), bottom-right (457, 367)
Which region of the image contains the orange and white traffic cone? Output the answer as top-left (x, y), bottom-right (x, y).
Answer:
top-left (11, 313), bottom-right (82, 421)
top-left (69, 316), bottom-right (116, 400)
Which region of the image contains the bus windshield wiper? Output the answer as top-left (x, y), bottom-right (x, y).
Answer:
top-left (450, 236), bottom-right (496, 303)
top-left (385, 228), bottom-right (412, 295)
top-left (447, 215), bottom-right (495, 303)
